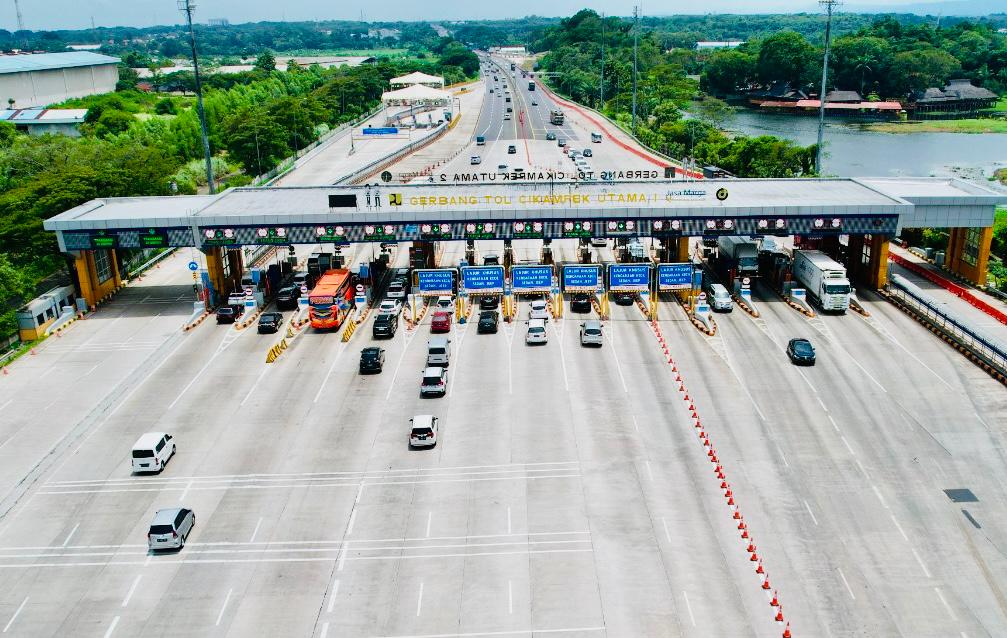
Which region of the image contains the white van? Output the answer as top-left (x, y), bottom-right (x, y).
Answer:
top-left (529, 299), bottom-right (549, 320)
top-left (427, 336), bottom-right (451, 366)
top-left (131, 432), bottom-right (176, 474)
top-left (526, 318), bottom-right (548, 345)
top-left (707, 283), bottom-right (734, 312)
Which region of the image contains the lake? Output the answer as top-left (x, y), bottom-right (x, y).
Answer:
top-left (725, 110), bottom-right (1007, 181)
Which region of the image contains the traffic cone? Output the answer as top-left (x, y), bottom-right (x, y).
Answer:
top-left (770, 590), bottom-right (779, 607)
top-left (782, 622), bottom-right (791, 638)
top-left (749, 547), bottom-right (758, 561)
top-left (679, 384), bottom-right (685, 392)
top-left (756, 559), bottom-right (765, 574)
top-left (775, 606), bottom-right (784, 623)
top-left (707, 448), bottom-right (715, 457)
top-left (684, 394), bottom-right (690, 402)
top-left (703, 438), bottom-right (712, 448)
top-left (746, 541), bottom-right (756, 553)
top-left (711, 454), bottom-right (719, 464)
top-left (671, 365), bottom-right (677, 372)
top-left (721, 480), bottom-right (729, 490)
top-left (725, 486), bottom-right (733, 498)
top-left (762, 575), bottom-right (771, 590)
top-left (734, 511), bottom-right (742, 520)
top-left (728, 496), bottom-right (735, 506)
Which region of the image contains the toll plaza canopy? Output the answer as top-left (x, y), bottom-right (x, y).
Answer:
top-left (43, 178), bottom-right (1005, 251)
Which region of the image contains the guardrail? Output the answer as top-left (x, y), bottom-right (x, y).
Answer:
top-left (889, 252), bottom-right (1007, 326)
top-left (338, 121), bottom-right (451, 185)
top-left (125, 248), bottom-right (176, 280)
top-left (886, 274), bottom-right (1007, 382)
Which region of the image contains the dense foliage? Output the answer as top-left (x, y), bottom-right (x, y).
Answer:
top-left (533, 10), bottom-right (817, 178)
top-left (701, 17), bottom-right (1007, 98)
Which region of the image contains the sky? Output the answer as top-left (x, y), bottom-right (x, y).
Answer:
top-left (1, 0), bottom-right (977, 31)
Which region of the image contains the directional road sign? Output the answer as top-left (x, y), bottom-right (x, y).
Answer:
top-left (562, 265), bottom-right (601, 292)
top-left (416, 269), bottom-right (456, 296)
top-left (188, 261), bottom-right (199, 271)
top-left (657, 263), bottom-right (693, 291)
top-left (461, 266), bottom-right (505, 294)
top-left (608, 264), bottom-right (651, 292)
top-left (511, 265), bottom-right (553, 293)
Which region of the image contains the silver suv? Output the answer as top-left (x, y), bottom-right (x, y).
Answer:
top-left (148, 508), bottom-right (195, 551)
top-left (580, 320), bottom-right (604, 347)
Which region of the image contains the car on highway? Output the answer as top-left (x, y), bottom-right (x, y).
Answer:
top-left (386, 280), bottom-right (407, 299)
top-left (409, 415), bottom-right (439, 447)
top-left (292, 271), bottom-right (313, 290)
top-left (435, 295), bottom-right (453, 310)
top-left (613, 292), bottom-right (636, 306)
top-left (590, 237), bottom-right (608, 247)
top-left (431, 310), bottom-right (452, 333)
top-left (131, 432), bottom-right (175, 474)
top-left (476, 136), bottom-right (486, 146)
top-left (359, 347), bottom-right (385, 373)
top-left (257, 312), bottom-right (283, 334)
top-left (504, 113), bottom-right (511, 120)
top-left (489, 88), bottom-right (494, 93)
top-left (506, 107), bottom-right (513, 113)
top-left (529, 298), bottom-right (549, 320)
top-left (420, 367), bottom-right (449, 397)
top-left (477, 310), bottom-right (499, 334)
top-left (507, 145), bottom-right (516, 154)
top-left (546, 132), bottom-right (556, 140)
top-left (471, 155), bottom-right (482, 165)
top-left (570, 293), bottom-right (593, 313)
top-left (480, 295), bottom-right (500, 310)
top-left (215, 304), bottom-right (243, 324)
top-left (498, 164), bottom-right (508, 171)
top-left (591, 132), bottom-right (603, 143)
top-left (378, 299), bottom-right (402, 315)
top-left (147, 507), bottom-right (195, 551)
top-left (483, 253), bottom-right (501, 265)
top-left (557, 138), bottom-right (567, 147)
top-left (372, 312), bottom-right (398, 338)
top-left (580, 320), bottom-right (604, 347)
top-left (531, 100), bottom-right (538, 106)
top-left (275, 286), bottom-right (301, 310)
top-left (787, 338), bottom-right (816, 365)
top-left (525, 318), bottom-right (548, 345)
top-left (582, 148), bottom-right (593, 157)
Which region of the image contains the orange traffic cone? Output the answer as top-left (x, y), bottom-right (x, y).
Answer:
top-left (756, 559), bottom-right (765, 574)
top-left (782, 622), bottom-right (791, 638)
top-left (770, 590), bottom-right (779, 607)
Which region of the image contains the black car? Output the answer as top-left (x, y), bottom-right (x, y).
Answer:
top-left (276, 286), bottom-right (300, 310)
top-left (257, 312), bottom-right (283, 334)
top-left (570, 294), bottom-right (593, 313)
top-left (359, 347), bottom-right (386, 373)
top-left (613, 292), bottom-right (635, 306)
top-left (216, 304), bottom-right (243, 324)
top-left (787, 338), bottom-right (816, 365)
top-left (373, 312), bottom-right (398, 338)
top-left (546, 132), bottom-right (556, 141)
top-left (508, 145), bottom-right (517, 154)
top-left (477, 310), bottom-right (499, 334)
top-left (480, 296), bottom-right (499, 311)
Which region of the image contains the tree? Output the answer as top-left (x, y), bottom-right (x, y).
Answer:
top-left (222, 107), bottom-right (290, 174)
top-left (0, 253), bottom-right (35, 335)
top-left (756, 31), bottom-right (819, 88)
top-left (701, 49), bottom-right (757, 95)
top-left (115, 64), bottom-right (139, 92)
top-left (889, 47), bottom-right (961, 95)
top-left (254, 50), bottom-right (276, 74)
top-left (830, 36), bottom-right (892, 96)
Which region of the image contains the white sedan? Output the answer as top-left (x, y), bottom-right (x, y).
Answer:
top-left (378, 299), bottom-right (402, 315)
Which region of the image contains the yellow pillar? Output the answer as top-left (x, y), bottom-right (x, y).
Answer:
top-left (205, 247), bottom-right (228, 301)
top-left (226, 249), bottom-right (244, 292)
top-left (946, 227), bottom-right (992, 286)
top-left (865, 235), bottom-right (889, 289)
top-left (73, 251), bottom-right (97, 308)
top-left (676, 237), bottom-right (690, 262)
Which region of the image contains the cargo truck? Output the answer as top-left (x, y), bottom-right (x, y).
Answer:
top-left (793, 250), bottom-right (850, 313)
top-left (528, 81), bottom-right (535, 91)
top-left (550, 109), bottom-right (564, 125)
top-left (715, 236), bottom-right (759, 284)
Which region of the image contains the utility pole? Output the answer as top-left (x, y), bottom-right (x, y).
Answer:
top-left (815, 0), bottom-right (839, 176)
top-left (13, 0), bottom-right (25, 47)
top-left (631, 6), bottom-right (639, 133)
top-left (599, 13), bottom-right (606, 109)
top-left (178, 0), bottom-right (216, 194)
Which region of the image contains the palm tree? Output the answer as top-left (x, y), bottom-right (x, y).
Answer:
top-left (852, 55), bottom-right (875, 96)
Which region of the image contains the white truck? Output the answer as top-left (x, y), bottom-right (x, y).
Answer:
top-left (792, 250), bottom-right (850, 313)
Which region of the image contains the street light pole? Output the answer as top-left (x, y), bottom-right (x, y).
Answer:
top-left (815, 0), bottom-right (839, 176)
top-left (631, 6), bottom-right (639, 134)
top-left (599, 13), bottom-right (606, 109)
top-left (178, 0), bottom-right (215, 194)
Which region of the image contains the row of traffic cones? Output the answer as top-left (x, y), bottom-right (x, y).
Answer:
top-left (650, 318), bottom-right (793, 638)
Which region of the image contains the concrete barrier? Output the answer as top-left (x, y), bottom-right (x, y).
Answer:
top-left (788, 288), bottom-right (816, 317)
top-left (735, 288), bottom-right (760, 318)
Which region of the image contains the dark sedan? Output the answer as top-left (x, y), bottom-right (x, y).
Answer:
top-left (480, 296), bottom-right (500, 311)
top-left (787, 338), bottom-right (816, 365)
top-left (216, 304), bottom-right (243, 324)
top-left (477, 310), bottom-right (499, 334)
top-left (612, 292), bottom-right (635, 306)
top-left (257, 312), bottom-right (283, 334)
top-left (275, 286), bottom-right (300, 310)
top-left (359, 347), bottom-right (386, 373)
top-left (570, 294), bottom-right (593, 313)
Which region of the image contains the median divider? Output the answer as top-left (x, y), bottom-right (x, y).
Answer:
top-left (265, 311), bottom-right (309, 363)
top-left (734, 289), bottom-right (760, 318)
top-left (235, 307), bottom-right (263, 331)
top-left (183, 303), bottom-right (212, 332)
top-left (341, 319), bottom-right (358, 342)
top-left (848, 291), bottom-right (870, 317)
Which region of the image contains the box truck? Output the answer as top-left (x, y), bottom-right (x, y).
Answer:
top-left (793, 250), bottom-right (850, 313)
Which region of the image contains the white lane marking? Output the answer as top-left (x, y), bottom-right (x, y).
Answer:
top-left (854, 459), bottom-right (871, 480)
top-left (240, 367), bottom-right (270, 406)
top-left (837, 568), bottom-right (855, 600)
top-left (828, 415), bottom-right (840, 433)
top-left (0, 399), bottom-right (12, 410)
top-left (702, 314), bottom-right (767, 421)
top-left (249, 518), bottom-right (263, 543)
top-left (796, 369), bottom-right (818, 394)
top-left (935, 587), bottom-right (957, 620)
top-left (2, 596), bottom-right (28, 633)
top-left (975, 412), bottom-right (990, 430)
top-left (508, 580), bottom-right (513, 614)
top-left (326, 578), bottom-right (340, 613)
top-left (872, 485), bottom-right (888, 509)
top-left (803, 500), bottom-right (819, 526)
top-left (320, 622), bottom-right (330, 638)
top-left (337, 542), bottom-right (348, 571)
top-left (555, 319), bottom-right (570, 391)
top-left (890, 514), bottom-right (910, 541)
top-left (645, 460), bottom-right (654, 482)
top-left (847, 355), bottom-right (888, 393)
top-left (346, 510), bottom-right (357, 536)
top-left (817, 396), bottom-right (828, 412)
top-left (384, 337), bottom-right (413, 401)
top-left (661, 517), bottom-right (672, 543)
top-left (178, 480), bottom-right (193, 502)
top-left (416, 581), bottom-right (424, 616)
top-left (316, 344), bottom-right (349, 403)
top-left (682, 590), bottom-right (697, 627)
top-left (507, 507), bottom-right (512, 534)
top-left (776, 444), bottom-right (790, 468)
top-left (632, 415), bottom-right (639, 432)
top-left (425, 512), bottom-right (433, 538)
top-left (121, 575), bottom-right (142, 607)
top-left (840, 436), bottom-right (856, 457)
top-left (363, 627), bottom-right (606, 638)
top-left (606, 322), bottom-right (629, 393)
top-left (912, 548), bottom-right (932, 578)
top-left (884, 330), bottom-right (954, 390)
top-left (354, 484), bottom-right (364, 505)
top-left (167, 331), bottom-right (246, 410)
top-left (103, 615), bottom-right (120, 638)
top-left (215, 589), bottom-right (233, 626)
top-left (62, 523), bottom-right (79, 547)
top-left (42, 399), bottom-right (57, 412)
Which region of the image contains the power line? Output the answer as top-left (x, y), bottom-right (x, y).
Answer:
top-left (815, 0), bottom-right (840, 175)
top-left (178, 0), bottom-right (216, 194)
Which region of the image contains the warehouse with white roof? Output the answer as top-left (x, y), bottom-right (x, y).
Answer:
top-left (0, 51), bottom-right (120, 108)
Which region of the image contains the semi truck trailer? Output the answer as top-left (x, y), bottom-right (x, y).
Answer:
top-left (715, 236), bottom-right (760, 284)
top-left (792, 250), bottom-right (850, 313)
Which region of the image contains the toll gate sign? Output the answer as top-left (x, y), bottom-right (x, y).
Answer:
top-left (608, 264), bottom-right (651, 292)
top-left (512, 266), bottom-right (553, 293)
top-left (416, 269), bottom-right (455, 296)
top-left (461, 266), bottom-right (505, 294)
top-left (657, 263), bottom-right (693, 291)
top-left (562, 265), bottom-right (601, 292)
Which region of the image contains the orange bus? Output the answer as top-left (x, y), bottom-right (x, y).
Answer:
top-left (308, 269), bottom-right (354, 330)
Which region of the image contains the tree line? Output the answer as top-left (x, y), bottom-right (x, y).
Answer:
top-left (532, 10), bottom-right (817, 178)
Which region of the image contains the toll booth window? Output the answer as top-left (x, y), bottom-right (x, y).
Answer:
top-left (94, 248), bottom-right (113, 284)
top-left (36, 313), bottom-right (44, 325)
top-left (963, 228), bottom-right (981, 267)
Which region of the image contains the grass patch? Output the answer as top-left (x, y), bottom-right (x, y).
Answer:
top-left (862, 119), bottom-right (1007, 134)
top-left (993, 97), bottom-right (1007, 112)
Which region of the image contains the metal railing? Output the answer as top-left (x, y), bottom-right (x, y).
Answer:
top-left (888, 274), bottom-right (1007, 375)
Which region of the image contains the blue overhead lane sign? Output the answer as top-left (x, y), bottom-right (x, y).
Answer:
top-left (562, 265), bottom-right (601, 292)
top-left (461, 266), bottom-right (505, 293)
top-left (657, 263), bottom-right (693, 291)
top-left (511, 265), bottom-right (553, 292)
top-left (416, 269), bottom-right (455, 296)
top-left (608, 264), bottom-right (651, 291)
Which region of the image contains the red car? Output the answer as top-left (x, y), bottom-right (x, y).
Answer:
top-left (430, 310), bottom-right (452, 333)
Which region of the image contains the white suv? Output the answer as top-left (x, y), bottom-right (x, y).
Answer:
top-left (529, 299), bottom-right (549, 320)
top-left (526, 319), bottom-right (548, 345)
top-left (580, 320), bottom-right (604, 346)
top-left (147, 508), bottom-right (195, 551)
top-left (409, 415), bottom-right (439, 448)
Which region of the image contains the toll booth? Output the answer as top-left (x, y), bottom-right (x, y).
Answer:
top-left (15, 285), bottom-right (76, 341)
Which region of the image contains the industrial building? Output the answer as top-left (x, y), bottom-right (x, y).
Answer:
top-left (0, 51), bottom-right (120, 109)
